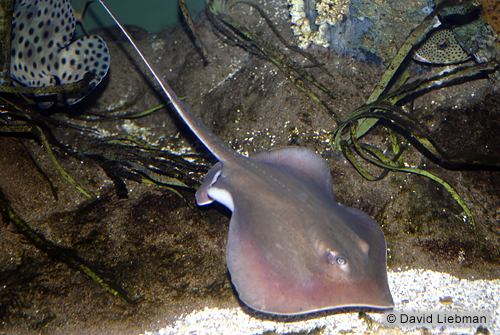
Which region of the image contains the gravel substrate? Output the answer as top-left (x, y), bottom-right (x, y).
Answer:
top-left (143, 269), bottom-right (499, 335)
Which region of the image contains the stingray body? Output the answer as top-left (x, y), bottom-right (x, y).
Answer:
top-left (196, 148), bottom-right (393, 314)
top-left (98, 1), bottom-right (393, 315)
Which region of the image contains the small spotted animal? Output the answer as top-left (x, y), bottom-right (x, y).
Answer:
top-left (413, 28), bottom-right (471, 65)
top-left (11, 0), bottom-right (110, 108)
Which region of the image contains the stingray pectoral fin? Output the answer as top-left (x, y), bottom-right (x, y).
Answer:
top-left (195, 162), bottom-right (222, 206)
top-left (228, 218), bottom-right (393, 315)
top-left (225, 208), bottom-right (285, 313)
top-left (226, 208), bottom-right (392, 314)
top-left (337, 205), bottom-right (394, 309)
top-left (226, 199), bottom-right (393, 315)
top-left (250, 147), bottom-right (335, 201)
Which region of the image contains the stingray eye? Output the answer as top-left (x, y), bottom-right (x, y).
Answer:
top-left (326, 250), bottom-right (348, 268)
top-left (336, 257), bottom-right (347, 266)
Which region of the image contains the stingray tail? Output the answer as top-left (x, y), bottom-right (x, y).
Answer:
top-left (97, 0), bottom-right (239, 163)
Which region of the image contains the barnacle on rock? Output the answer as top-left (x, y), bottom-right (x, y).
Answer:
top-left (287, 0), bottom-right (351, 49)
top-left (315, 0), bottom-right (350, 27)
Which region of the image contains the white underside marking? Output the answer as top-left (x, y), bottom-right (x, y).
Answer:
top-left (207, 187), bottom-right (235, 212)
top-left (210, 170), bottom-right (222, 186)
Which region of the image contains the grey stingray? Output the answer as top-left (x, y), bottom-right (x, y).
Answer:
top-left (99, 1), bottom-right (394, 315)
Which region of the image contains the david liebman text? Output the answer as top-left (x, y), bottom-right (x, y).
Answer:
top-left (383, 311), bottom-right (492, 327)
top-left (401, 313), bottom-right (486, 324)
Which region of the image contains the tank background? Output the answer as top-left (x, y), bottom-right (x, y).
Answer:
top-left (71, 0), bottom-right (207, 34)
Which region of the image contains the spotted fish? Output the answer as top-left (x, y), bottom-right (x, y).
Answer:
top-left (413, 28), bottom-right (471, 65)
top-left (11, 0), bottom-right (110, 108)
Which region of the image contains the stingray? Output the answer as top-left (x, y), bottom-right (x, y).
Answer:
top-left (98, 1), bottom-right (394, 315)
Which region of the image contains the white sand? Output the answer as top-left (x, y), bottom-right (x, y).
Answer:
top-left (143, 269), bottom-right (499, 335)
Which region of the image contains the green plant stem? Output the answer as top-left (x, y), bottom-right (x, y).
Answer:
top-left (345, 123), bottom-right (476, 228)
top-left (0, 188), bottom-right (131, 303)
top-left (178, 0), bottom-right (208, 59)
top-left (209, 11), bottom-right (340, 124)
top-left (34, 125), bottom-right (92, 198)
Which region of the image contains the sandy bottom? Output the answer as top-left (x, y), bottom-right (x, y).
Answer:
top-left (148, 269), bottom-right (499, 335)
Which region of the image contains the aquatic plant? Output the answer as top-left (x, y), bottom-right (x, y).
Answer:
top-left (0, 0), bottom-right (208, 309)
top-left (207, 0), bottom-right (340, 123)
top-left (179, 0), bottom-right (208, 58)
top-left (0, 0), bottom-right (498, 314)
top-left (205, 0), bottom-right (500, 229)
top-left (0, 186), bottom-right (132, 304)
top-left (333, 1), bottom-right (500, 228)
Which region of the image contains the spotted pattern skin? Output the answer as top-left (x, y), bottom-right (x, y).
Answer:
top-left (11, 0), bottom-right (110, 107)
top-left (413, 28), bottom-right (470, 65)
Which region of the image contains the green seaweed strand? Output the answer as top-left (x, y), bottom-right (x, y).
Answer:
top-left (345, 123), bottom-right (476, 228)
top-left (341, 101), bottom-right (500, 168)
top-left (0, 99), bottom-right (92, 199)
top-left (207, 8), bottom-right (340, 124)
top-left (0, 188), bottom-right (131, 303)
top-left (34, 125), bottom-right (92, 199)
top-left (349, 13), bottom-right (441, 141)
top-left (178, 0), bottom-right (208, 58)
